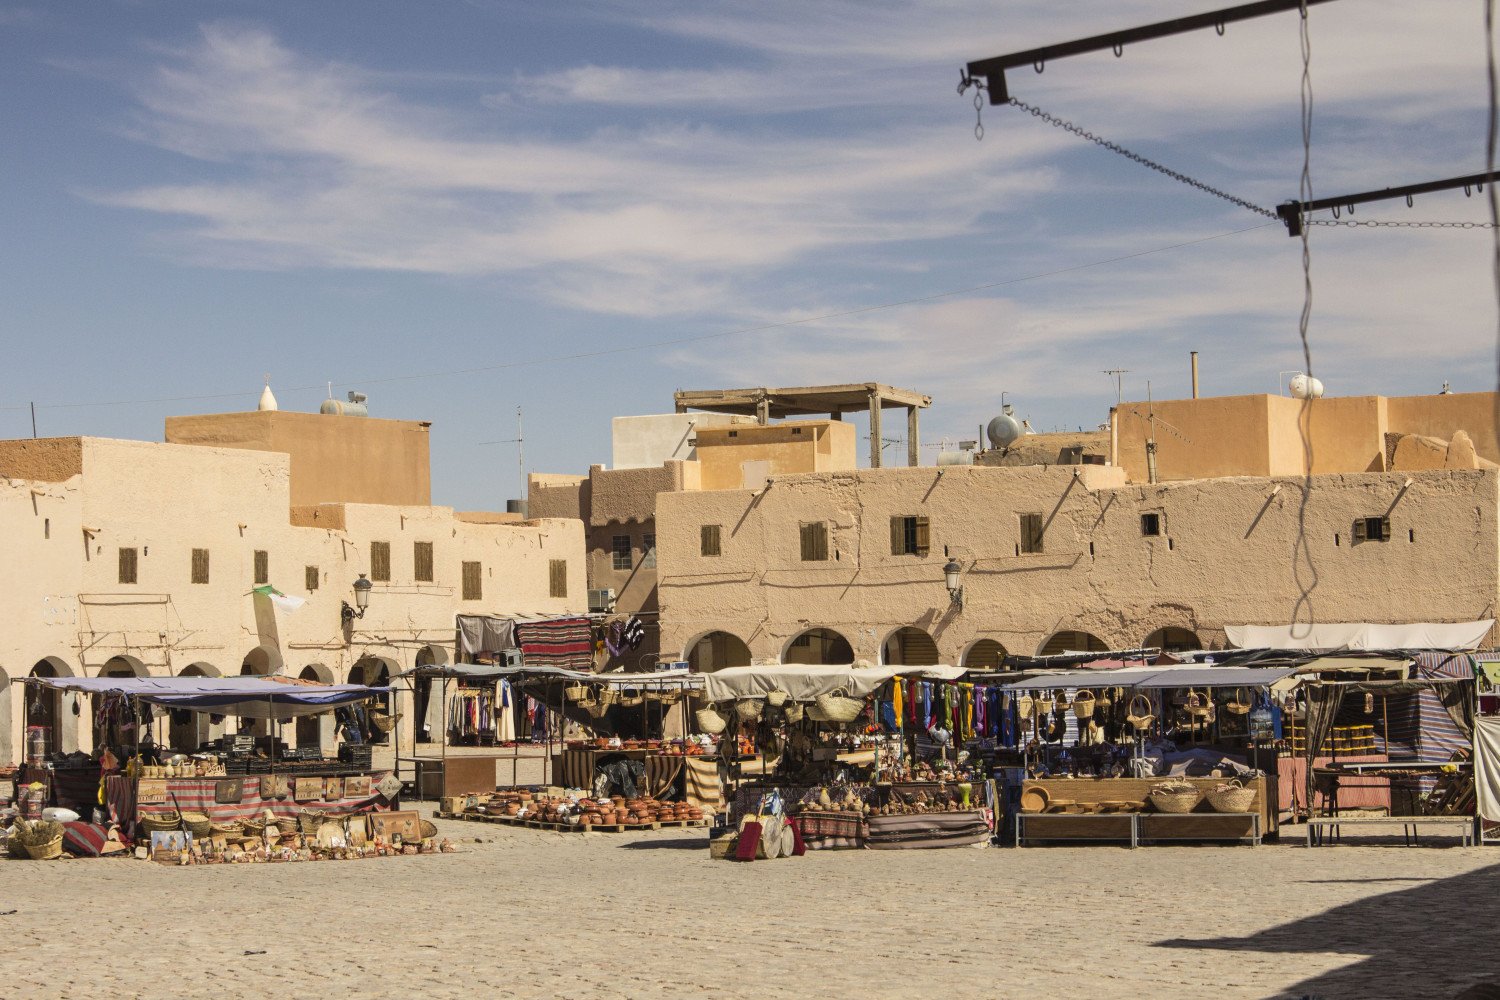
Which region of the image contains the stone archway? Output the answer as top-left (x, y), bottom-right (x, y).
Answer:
top-left (413, 645), bottom-right (449, 745)
top-left (350, 656), bottom-right (399, 745)
top-left (27, 657), bottom-right (78, 756)
top-left (170, 662), bottom-right (225, 750)
top-left (296, 663), bottom-right (335, 753)
top-left (684, 632), bottom-right (752, 673)
top-left (1144, 627), bottom-right (1202, 653)
top-left (881, 627), bottom-right (940, 667)
top-left (962, 639), bottom-right (1009, 671)
top-left (100, 655), bottom-right (148, 678)
top-left (782, 628), bottom-right (855, 665)
top-left (240, 644), bottom-right (284, 676)
top-left (1038, 630), bottom-right (1109, 656)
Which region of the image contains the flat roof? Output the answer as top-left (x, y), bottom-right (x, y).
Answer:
top-left (674, 383), bottom-right (931, 417)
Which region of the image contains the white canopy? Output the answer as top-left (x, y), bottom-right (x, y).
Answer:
top-left (1225, 620), bottom-right (1494, 652)
top-left (703, 664), bottom-right (965, 703)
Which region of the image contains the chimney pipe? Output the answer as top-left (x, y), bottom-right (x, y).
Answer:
top-left (1190, 351), bottom-right (1200, 399)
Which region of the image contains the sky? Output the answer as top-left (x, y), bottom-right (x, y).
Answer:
top-left (0, 1), bottom-right (1495, 510)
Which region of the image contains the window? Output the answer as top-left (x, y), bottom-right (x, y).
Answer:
top-left (890, 515), bottom-right (931, 556)
top-left (641, 533), bottom-right (657, 569)
top-left (305, 565), bottom-right (320, 592)
top-left (191, 548), bottom-right (210, 585)
top-left (791, 427), bottom-right (803, 435)
top-left (701, 524), bottom-right (722, 557)
top-left (462, 561), bottom-right (482, 601)
top-left (800, 521), bottom-right (829, 561)
top-left (118, 547), bottom-right (138, 585)
top-left (254, 550), bottom-right (268, 585)
top-left (1141, 513), bottom-right (1162, 537)
top-left (1018, 513), bottom-right (1044, 555)
top-left (370, 541), bottom-right (391, 582)
top-left (611, 534), bottom-right (633, 571)
top-left (1352, 516), bottom-right (1391, 543)
top-left (549, 559), bottom-right (568, 598)
top-left (43, 518), bottom-right (49, 539)
top-left (414, 541), bottom-right (434, 582)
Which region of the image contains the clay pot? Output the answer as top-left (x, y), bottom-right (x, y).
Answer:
top-left (504, 804), bottom-right (520, 816)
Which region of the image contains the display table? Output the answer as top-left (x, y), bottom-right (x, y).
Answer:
top-left (1014, 775), bottom-right (1277, 844)
top-left (1278, 753), bottom-right (1390, 814)
top-left (867, 811), bottom-right (990, 849)
top-left (553, 747), bottom-right (684, 798)
top-left (106, 772), bottom-right (395, 837)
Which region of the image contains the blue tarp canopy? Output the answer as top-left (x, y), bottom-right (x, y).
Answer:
top-left (21, 675), bottom-right (385, 718)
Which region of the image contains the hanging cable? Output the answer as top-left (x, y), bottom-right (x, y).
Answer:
top-left (1291, 0), bottom-right (1321, 630)
top-left (1307, 219), bottom-right (1497, 229)
top-left (1005, 98), bottom-right (1278, 218)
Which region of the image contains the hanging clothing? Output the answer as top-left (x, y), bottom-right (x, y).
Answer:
top-left (892, 681), bottom-right (904, 730)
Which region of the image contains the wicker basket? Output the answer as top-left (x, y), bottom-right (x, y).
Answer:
top-left (1015, 695), bottom-right (1033, 719)
top-left (369, 710), bottom-right (398, 734)
top-left (695, 706), bottom-right (728, 734)
top-left (1205, 783), bottom-right (1257, 814)
top-left (617, 694), bottom-right (644, 708)
top-left (298, 810), bottom-right (327, 836)
top-left (1148, 786), bottom-right (1202, 814)
top-left (180, 812), bottom-right (212, 838)
top-left (138, 812), bottom-right (182, 835)
top-left (813, 688), bottom-right (863, 724)
top-left (1072, 690), bottom-right (1096, 720)
top-left (734, 698), bottom-right (765, 722)
top-left (765, 690), bottom-right (789, 708)
top-left (24, 836), bottom-right (63, 861)
top-left (209, 819), bottom-right (244, 837)
top-left (563, 683), bottom-right (590, 702)
top-left (1126, 694), bottom-right (1157, 731)
top-left (1225, 686), bottom-right (1252, 715)
top-left (1184, 689), bottom-right (1212, 718)
top-left (598, 688), bottom-right (621, 707)
top-left (781, 702), bottom-right (805, 724)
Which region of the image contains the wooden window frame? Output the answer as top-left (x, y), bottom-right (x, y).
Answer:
top-left (611, 534), bottom-right (633, 571)
top-left (549, 559), bottom-right (568, 598)
top-left (1353, 516), bottom-right (1391, 543)
top-left (305, 565), bottom-right (320, 592)
top-left (370, 541), bottom-right (392, 583)
top-left (889, 515), bottom-right (931, 556)
top-left (191, 548), bottom-right (210, 585)
top-left (253, 550), bottom-right (269, 586)
top-left (701, 524), bottom-right (722, 557)
top-left (800, 521), bottom-right (830, 562)
top-left (413, 541), bottom-right (434, 583)
top-left (118, 547), bottom-right (138, 585)
top-left (1019, 513), bottom-right (1044, 555)
top-left (461, 561), bottom-right (483, 601)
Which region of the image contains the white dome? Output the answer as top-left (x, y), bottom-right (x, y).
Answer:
top-left (258, 383), bottom-right (279, 412)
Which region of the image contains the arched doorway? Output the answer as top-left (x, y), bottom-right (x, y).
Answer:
top-left (240, 644), bottom-right (283, 676)
top-left (1144, 627), bottom-right (1202, 653)
top-left (100, 655), bottom-right (148, 678)
top-left (962, 639), bottom-right (1008, 671)
top-left (27, 657), bottom-right (77, 757)
top-left (882, 627), bottom-right (939, 667)
top-left (1038, 631), bottom-right (1108, 656)
top-left (170, 662), bottom-right (224, 750)
top-left (413, 645), bottom-right (449, 745)
top-left (782, 628), bottom-right (854, 665)
top-left (295, 663), bottom-right (335, 753)
top-left (349, 656), bottom-right (398, 745)
top-left (685, 632), bottom-right (751, 672)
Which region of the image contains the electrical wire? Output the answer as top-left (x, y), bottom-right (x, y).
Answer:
top-left (2, 222), bottom-right (1274, 414)
top-left (1290, 0), bottom-right (1321, 632)
top-left (1487, 0), bottom-right (1500, 442)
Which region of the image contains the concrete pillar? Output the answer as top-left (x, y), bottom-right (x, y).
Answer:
top-left (868, 391), bottom-right (882, 468)
top-left (756, 395), bottom-right (770, 426)
top-left (907, 406), bottom-right (920, 467)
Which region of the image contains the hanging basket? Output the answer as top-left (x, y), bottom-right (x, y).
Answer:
top-left (617, 694), bottom-right (644, 708)
top-left (695, 706), bottom-right (728, 734)
top-left (585, 700), bottom-right (609, 719)
top-left (598, 688), bottom-right (621, 707)
top-left (734, 699), bottom-right (765, 722)
top-left (1225, 687), bottom-right (1252, 715)
top-left (814, 688), bottom-right (864, 724)
top-left (563, 683), bottom-right (590, 703)
top-left (765, 690), bottom-right (789, 708)
top-left (781, 702), bottom-right (805, 724)
top-left (369, 711), bottom-right (399, 734)
top-left (1184, 689), bottom-right (1212, 718)
top-left (1126, 694), bottom-right (1157, 731)
top-left (1015, 695), bottom-right (1034, 719)
top-left (1072, 690), bottom-right (1096, 720)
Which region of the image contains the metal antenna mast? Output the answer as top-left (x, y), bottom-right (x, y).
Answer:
top-left (1103, 368), bottom-right (1131, 406)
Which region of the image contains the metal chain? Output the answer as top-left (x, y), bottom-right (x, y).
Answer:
top-left (1005, 97), bottom-right (1277, 219)
top-left (1308, 219), bottom-right (1499, 229)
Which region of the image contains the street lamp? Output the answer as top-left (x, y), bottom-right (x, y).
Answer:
top-left (341, 573), bottom-right (373, 627)
top-left (943, 558), bottom-right (964, 609)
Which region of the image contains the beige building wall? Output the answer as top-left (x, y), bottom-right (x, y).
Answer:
top-left (611, 413), bottom-right (754, 469)
top-left (165, 410), bottom-right (432, 508)
top-left (694, 420), bottom-right (856, 491)
top-left (656, 464), bottom-right (1499, 667)
top-left (0, 435), bottom-right (584, 765)
top-left (1112, 391), bottom-right (1500, 483)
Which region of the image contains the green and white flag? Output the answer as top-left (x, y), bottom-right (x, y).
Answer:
top-left (252, 584), bottom-right (306, 613)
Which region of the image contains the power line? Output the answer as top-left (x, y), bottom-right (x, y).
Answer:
top-left (2, 222), bottom-right (1274, 414)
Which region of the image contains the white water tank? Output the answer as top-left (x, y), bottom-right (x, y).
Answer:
top-left (1288, 373), bottom-right (1325, 399)
top-left (986, 405), bottom-right (1024, 450)
top-left (320, 391), bottom-right (369, 417)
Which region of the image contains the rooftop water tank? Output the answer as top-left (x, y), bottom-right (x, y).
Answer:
top-left (986, 404), bottom-right (1024, 450)
top-left (1288, 373), bottom-right (1325, 399)
top-left (320, 391), bottom-right (369, 417)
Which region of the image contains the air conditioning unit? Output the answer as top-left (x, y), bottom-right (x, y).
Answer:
top-left (588, 588), bottom-right (617, 613)
top-left (498, 648), bottom-right (523, 668)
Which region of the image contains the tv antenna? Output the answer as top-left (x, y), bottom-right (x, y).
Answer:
top-left (478, 406), bottom-right (525, 505)
top-left (1103, 368), bottom-right (1131, 406)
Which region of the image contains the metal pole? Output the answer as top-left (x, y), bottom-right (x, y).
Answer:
top-left (1190, 352), bottom-right (1200, 399)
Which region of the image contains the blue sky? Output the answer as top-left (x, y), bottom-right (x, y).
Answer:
top-left (1, 1), bottom-right (1494, 509)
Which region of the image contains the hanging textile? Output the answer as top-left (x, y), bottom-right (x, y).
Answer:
top-left (1474, 717), bottom-right (1500, 821)
top-left (892, 681), bottom-right (904, 730)
top-left (456, 615), bottom-right (517, 657)
top-left (515, 617), bottom-right (594, 671)
top-left (623, 616), bottom-right (646, 649)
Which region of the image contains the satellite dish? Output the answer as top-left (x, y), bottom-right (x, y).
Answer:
top-left (1288, 373), bottom-right (1325, 399)
top-left (987, 404), bottom-right (1024, 450)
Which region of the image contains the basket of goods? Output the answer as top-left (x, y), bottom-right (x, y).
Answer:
top-left (1126, 694), bottom-right (1157, 731)
top-left (180, 811), bottom-right (212, 838)
top-left (12, 819), bottom-right (64, 860)
top-left (734, 698), bottom-right (765, 723)
top-left (138, 811), bottom-right (183, 835)
top-left (209, 819), bottom-right (244, 838)
top-left (765, 689), bottom-right (789, 708)
top-left (695, 705), bottom-right (729, 734)
top-left (1225, 687), bottom-right (1253, 715)
top-left (1148, 779), bottom-right (1202, 814)
top-left (1072, 690), bottom-right (1096, 720)
top-left (368, 710), bottom-right (398, 734)
top-left (813, 688), bottom-right (864, 724)
top-left (1205, 779), bottom-right (1257, 814)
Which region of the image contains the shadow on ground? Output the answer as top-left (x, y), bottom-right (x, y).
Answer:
top-left (614, 836), bottom-right (706, 851)
top-left (1157, 862), bottom-right (1500, 999)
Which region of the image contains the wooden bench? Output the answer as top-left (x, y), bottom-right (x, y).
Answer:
top-left (1304, 815), bottom-right (1474, 847)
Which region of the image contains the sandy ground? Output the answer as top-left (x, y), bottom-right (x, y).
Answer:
top-left (2, 811), bottom-right (1497, 1000)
